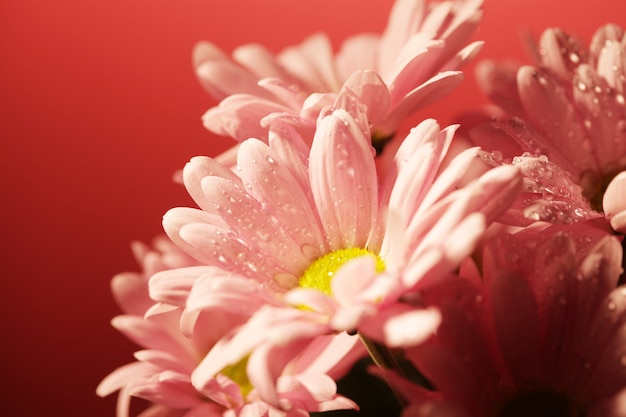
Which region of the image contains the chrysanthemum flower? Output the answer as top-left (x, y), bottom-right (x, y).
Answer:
top-left (152, 89), bottom-right (522, 407)
top-left (473, 23), bottom-right (626, 232)
top-left (97, 236), bottom-right (356, 417)
top-left (195, 0), bottom-right (484, 146)
top-left (398, 221), bottom-right (626, 417)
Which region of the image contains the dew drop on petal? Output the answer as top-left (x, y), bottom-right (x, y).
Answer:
top-left (274, 273), bottom-right (298, 290)
top-left (505, 252), bottom-right (520, 263)
top-left (582, 139), bottom-right (594, 152)
top-left (300, 244), bottom-right (319, 260)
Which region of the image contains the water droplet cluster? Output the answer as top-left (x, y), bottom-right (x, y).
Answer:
top-left (510, 153), bottom-right (594, 223)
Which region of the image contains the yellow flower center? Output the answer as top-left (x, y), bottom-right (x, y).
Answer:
top-left (219, 356), bottom-right (253, 398)
top-left (299, 248), bottom-right (386, 295)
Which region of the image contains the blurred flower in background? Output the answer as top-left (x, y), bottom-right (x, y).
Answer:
top-left (469, 23), bottom-right (626, 233)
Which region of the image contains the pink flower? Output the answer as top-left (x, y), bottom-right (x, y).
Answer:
top-left (97, 236), bottom-right (356, 417)
top-left (474, 143), bottom-right (602, 226)
top-left (154, 89), bottom-right (522, 407)
top-left (399, 221), bottom-right (626, 417)
top-left (195, 0), bottom-right (484, 144)
top-left (472, 24), bottom-right (626, 232)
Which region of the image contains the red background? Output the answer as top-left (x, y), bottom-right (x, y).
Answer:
top-left (2, 1), bottom-right (625, 415)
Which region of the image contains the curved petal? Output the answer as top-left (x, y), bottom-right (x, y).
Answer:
top-left (603, 171), bottom-right (626, 233)
top-left (309, 108), bottom-right (378, 249)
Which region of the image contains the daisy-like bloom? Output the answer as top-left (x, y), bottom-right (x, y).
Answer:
top-left (472, 23), bottom-right (626, 232)
top-left (97, 236), bottom-right (357, 417)
top-left (152, 88), bottom-right (522, 408)
top-left (195, 0), bottom-right (484, 147)
top-left (396, 221), bottom-right (626, 417)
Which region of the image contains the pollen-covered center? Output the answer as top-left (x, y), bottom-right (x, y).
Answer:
top-left (219, 356), bottom-right (253, 398)
top-left (299, 248), bottom-right (386, 295)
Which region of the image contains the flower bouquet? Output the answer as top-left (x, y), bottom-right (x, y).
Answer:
top-left (97, 1), bottom-right (626, 416)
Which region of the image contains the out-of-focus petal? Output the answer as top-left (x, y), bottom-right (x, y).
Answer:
top-left (603, 171), bottom-right (626, 233)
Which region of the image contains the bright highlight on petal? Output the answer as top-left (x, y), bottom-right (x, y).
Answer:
top-left (299, 248), bottom-right (386, 295)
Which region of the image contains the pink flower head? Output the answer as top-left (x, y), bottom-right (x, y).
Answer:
top-left (195, 0), bottom-right (484, 145)
top-left (97, 237), bottom-right (355, 417)
top-left (473, 24), bottom-right (626, 232)
top-left (401, 221), bottom-right (626, 417)
top-left (154, 88), bottom-right (522, 408)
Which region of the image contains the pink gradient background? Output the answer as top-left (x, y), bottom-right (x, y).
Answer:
top-left (2, 1), bottom-right (625, 415)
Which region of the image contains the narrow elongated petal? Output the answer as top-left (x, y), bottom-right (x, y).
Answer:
top-left (342, 70), bottom-right (391, 126)
top-left (309, 109), bottom-right (378, 249)
top-left (517, 66), bottom-right (595, 177)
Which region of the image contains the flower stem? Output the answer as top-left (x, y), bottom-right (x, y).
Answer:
top-left (358, 333), bottom-right (408, 408)
top-left (358, 333), bottom-right (403, 372)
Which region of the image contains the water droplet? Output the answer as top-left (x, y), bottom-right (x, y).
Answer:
top-left (608, 301), bottom-right (617, 311)
top-left (505, 252), bottom-right (520, 263)
top-left (300, 244), bottom-right (319, 260)
top-left (274, 273), bottom-right (298, 289)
